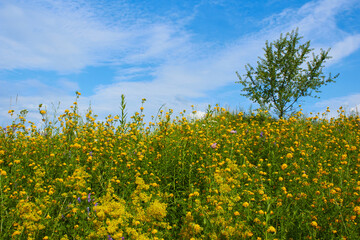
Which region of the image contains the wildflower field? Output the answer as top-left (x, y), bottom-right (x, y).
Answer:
top-left (1, 93), bottom-right (360, 240)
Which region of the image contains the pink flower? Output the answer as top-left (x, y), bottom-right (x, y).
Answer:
top-left (210, 143), bottom-right (217, 149)
top-left (230, 130), bottom-right (237, 134)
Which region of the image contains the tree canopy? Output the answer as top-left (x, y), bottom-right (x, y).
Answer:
top-left (236, 29), bottom-right (339, 118)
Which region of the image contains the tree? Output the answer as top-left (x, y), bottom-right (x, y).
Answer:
top-left (236, 28), bottom-right (339, 118)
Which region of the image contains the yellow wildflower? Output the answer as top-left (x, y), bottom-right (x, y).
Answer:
top-left (311, 221), bottom-right (318, 227)
top-left (146, 199), bottom-right (167, 220)
top-left (267, 226), bottom-right (276, 233)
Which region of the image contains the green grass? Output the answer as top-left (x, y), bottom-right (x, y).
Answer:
top-left (0, 93), bottom-right (359, 240)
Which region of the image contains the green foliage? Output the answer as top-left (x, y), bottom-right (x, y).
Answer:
top-left (1, 94), bottom-right (360, 239)
top-left (236, 28), bottom-right (339, 118)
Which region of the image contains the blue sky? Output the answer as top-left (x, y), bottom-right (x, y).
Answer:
top-left (1, 0), bottom-right (360, 126)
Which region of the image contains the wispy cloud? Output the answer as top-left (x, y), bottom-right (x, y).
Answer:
top-left (0, 0), bottom-right (359, 126)
top-left (313, 93), bottom-right (360, 117)
top-left (0, 76), bottom-right (83, 126)
top-left (0, 2), bottom-right (119, 72)
top-left (330, 34), bottom-right (360, 62)
top-left (260, 0), bottom-right (360, 62)
top-left (0, 0), bottom-right (193, 72)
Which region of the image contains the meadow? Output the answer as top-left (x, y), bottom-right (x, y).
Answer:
top-left (0, 92), bottom-right (359, 240)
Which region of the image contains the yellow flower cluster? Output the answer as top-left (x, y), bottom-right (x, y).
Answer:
top-left (0, 96), bottom-right (359, 239)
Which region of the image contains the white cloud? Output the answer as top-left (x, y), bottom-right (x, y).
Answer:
top-left (262, 0), bottom-right (353, 36)
top-left (330, 34), bottom-right (360, 62)
top-left (0, 1), bottom-right (193, 72)
top-left (0, 2), bottom-right (121, 72)
top-left (259, 0), bottom-right (360, 63)
top-left (0, 77), bottom-right (87, 126)
top-left (313, 93), bottom-right (360, 117)
top-left (188, 111), bottom-right (206, 120)
top-left (1, 0), bottom-right (360, 126)
top-left (350, 104), bottom-right (360, 115)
